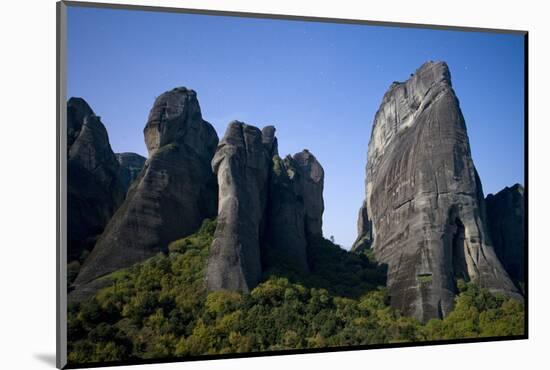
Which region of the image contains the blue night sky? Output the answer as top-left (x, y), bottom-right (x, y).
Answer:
top-left (67, 6), bottom-right (525, 249)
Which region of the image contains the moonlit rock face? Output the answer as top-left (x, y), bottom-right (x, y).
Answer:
top-left (206, 121), bottom-right (326, 291)
top-left (67, 98), bottom-right (125, 262)
top-left (485, 184), bottom-right (525, 287)
top-left (292, 150), bottom-right (324, 237)
top-left (70, 87), bottom-right (218, 302)
top-left (261, 125), bottom-right (279, 156)
top-left (206, 121), bottom-right (272, 292)
top-left (265, 150), bottom-right (325, 274)
top-left (144, 87), bottom-right (204, 156)
top-left (354, 61), bottom-right (521, 322)
top-left (115, 152), bottom-right (146, 194)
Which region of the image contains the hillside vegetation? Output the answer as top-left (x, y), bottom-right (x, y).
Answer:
top-left (67, 219), bottom-right (524, 364)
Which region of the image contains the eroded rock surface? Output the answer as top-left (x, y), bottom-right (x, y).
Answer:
top-left (116, 152), bottom-right (146, 194)
top-left (67, 98), bottom-right (125, 261)
top-left (206, 121), bottom-right (272, 292)
top-left (485, 184), bottom-right (525, 287)
top-left (71, 87), bottom-right (218, 299)
top-left (206, 121), bottom-right (325, 290)
top-left (353, 61), bottom-right (521, 321)
top-left (264, 155), bottom-right (310, 273)
top-left (293, 150), bottom-right (324, 237)
top-left (351, 201), bottom-right (373, 253)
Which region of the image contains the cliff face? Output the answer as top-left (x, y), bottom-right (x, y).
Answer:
top-left (485, 184), bottom-right (525, 287)
top-left (206, 122), bottom-right (325, 292)
top-left (206, 121), bottom-right (273, 292)
top-left (351, 200), bottom-right (372, 253)
top-left (353, 61), bottom-right (521, 322)
top-left (116, 152), bottom-right (146, 194)
top-left (264, 151), bottom-right (324, 274)
top-left (67, 98), bottom-right (125, 261)
top-left (71, 88), bottom-right (219, 300)
top-left (293, 150), bottom-right (324, 238)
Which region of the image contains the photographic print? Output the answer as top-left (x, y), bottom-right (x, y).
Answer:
top-left (57, 1), bottom-right (527, 368)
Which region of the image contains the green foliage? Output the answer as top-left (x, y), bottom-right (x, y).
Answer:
top-left (418, 274), bottom-right (433, 284)
top-left (420, 280), bottom-right (525, 341)
top-left (68, 221), bottom-right (524, 364)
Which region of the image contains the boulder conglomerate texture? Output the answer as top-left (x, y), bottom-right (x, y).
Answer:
top-left (485, 184), bottom-right (525, 287)
top-left (67, 98), bottom-right (125, 261)
top-left (116, 152), bottom-right (146, 194)
top-left (71, 88), bottom-right (219, 299)
top-left (353, 61), bottom-right (521, 322)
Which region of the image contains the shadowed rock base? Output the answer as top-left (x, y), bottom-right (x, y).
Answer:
top-left (485, 184), bottom-right (525, 288)
top-left (116, 152), bottom-right (146, 195)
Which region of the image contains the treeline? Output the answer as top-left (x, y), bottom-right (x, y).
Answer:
top-left (67, 219), bottom-right (524, 364)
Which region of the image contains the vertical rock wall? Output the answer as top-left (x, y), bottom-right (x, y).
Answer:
top-left (485, 184), bottom-right (525, 287)
top-left (67, 98), bottom-right (125, 261)
top-left (206, 122), bottom-right (325, 291)
top-left (116, 152), bottom-right (146, 195)
top-left (354, 61), bottom-right (521, 321)
top-left (206, 121), bottom-right (273, 292)
top-left (71, 88), bottom-right (219, 299)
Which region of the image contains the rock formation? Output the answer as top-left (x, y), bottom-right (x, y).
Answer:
top-left (206, 122), bottom-right (325, 290)
top-left (353, 61), bottom-right (521, 322)
top-left (206, 122), bottom-right (273, 292)
top-left (485, 184), bottom-right (525, 287)
top-left (67, 98), bottom-right (125, 261)
top-left (71, 87), bottom-right (219, 299)
top-left (116, 152), bottom-right (146, 194)
top-left (351, 201), bottom-right (373, 253)
top-left (265, 155), bottom-right (309, 273)
top-left (268, 150), bottom-right (324, 271)
top-left (262, 125), bottom-right (279, 156)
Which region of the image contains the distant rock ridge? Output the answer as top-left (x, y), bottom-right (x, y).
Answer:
top-left (67, 97), bottom-right (125, 261)
top-left (485, 184), bottom-right (525, 288)
top-left (116, 152), bottom-right (146, 194)
top-left (70, 87), bottom-right (219, 301)
top-left (206, 122), bottom-right (325, 292)
top-left (353, 61), bottom-right (521, 322)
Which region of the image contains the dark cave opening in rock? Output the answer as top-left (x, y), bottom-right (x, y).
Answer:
top-left (451, 217), bottom-right (469, 284)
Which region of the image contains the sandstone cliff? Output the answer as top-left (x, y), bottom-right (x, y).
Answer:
top-left (67, 98), bottom-right (125, 262)
top-left (485, 184), bottom-right (525, 287)
top-left (71, 87), bottom-right (219, 300)
top-left (353, 61), bottom-right (521, 321)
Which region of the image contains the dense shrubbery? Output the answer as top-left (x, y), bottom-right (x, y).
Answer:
top-left (67, 219), bottom-right (524, 364)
